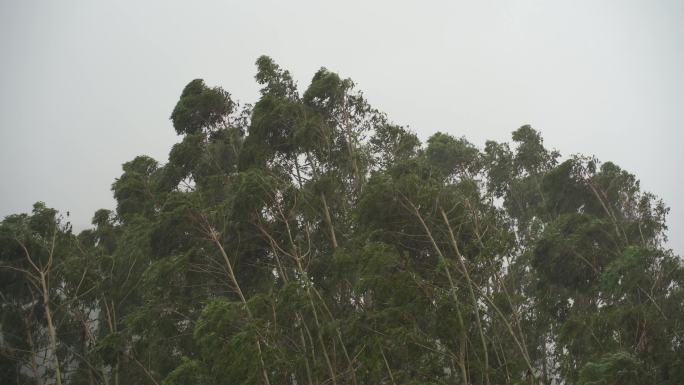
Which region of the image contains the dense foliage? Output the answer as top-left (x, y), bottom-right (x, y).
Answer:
top-left (2, 57), bottom-right (682, 385)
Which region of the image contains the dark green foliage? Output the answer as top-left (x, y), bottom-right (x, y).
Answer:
top-left (171, 79), bottom-right (234, 135)
top-left (426, 132), bottom-right (480, 178)
top-left (111, 155), bottom-right (160, 220)
top-left (2, 57), bottom-right (681, 385)
top-left (578, 351), bottom-right (651, 385)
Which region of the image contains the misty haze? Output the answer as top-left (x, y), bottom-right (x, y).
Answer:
top-left (1, 1), bottom-right (682, 385)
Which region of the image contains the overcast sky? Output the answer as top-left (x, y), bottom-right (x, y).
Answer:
top-left (1, 0), bottom-right (682, 254)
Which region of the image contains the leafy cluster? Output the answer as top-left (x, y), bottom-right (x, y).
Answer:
top-left (1, 57), bottom-right (682, 385)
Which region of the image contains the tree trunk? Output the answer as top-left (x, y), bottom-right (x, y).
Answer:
top-left (205, 219), bottom-right (272, 385)
top-left (40, 272), bottom-right (62, 385)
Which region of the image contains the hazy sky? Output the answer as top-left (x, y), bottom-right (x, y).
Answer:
top-left (1, 0), bottom-right (682, 254)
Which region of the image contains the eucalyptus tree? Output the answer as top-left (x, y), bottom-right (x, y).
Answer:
top-left (0, 203), bottom-right (99, 385)
top-left (2, 56), bottom-right (682, 385)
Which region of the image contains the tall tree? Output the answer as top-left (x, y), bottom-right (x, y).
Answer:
top-left (2, 57), bottom-right (681, 385)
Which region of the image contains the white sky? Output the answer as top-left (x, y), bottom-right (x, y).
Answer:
top-left (1, 0), bottom-right (682, 254)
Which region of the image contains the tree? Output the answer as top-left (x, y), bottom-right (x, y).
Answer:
top-left (2, 57), bottom-right (681, 385)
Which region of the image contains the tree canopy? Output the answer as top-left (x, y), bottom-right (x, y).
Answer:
top-left (1, 56), bottom-right (682, 385)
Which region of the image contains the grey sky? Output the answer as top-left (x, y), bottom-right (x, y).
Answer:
top-left (1, 0), bottom-right (682, 254)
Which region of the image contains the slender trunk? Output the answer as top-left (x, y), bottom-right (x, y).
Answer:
top-left (112, 300), bottom-right (119, 385)
top-left (276, 202), bottom-right (349, 385)
top-left (258, 223), bottom-right (323, 385)
top-left (24, 313), bottom-right (41, 384)
top-left (379, 345), bottom-right (397, 385)
top-left (541, 345), bottom-right (548, 385)
top-left (40, 272), bottom-right (62, 385)
top-left (293, 155), bottom-right (304, 189)
top-left (459, 339), bottom-right (469, 385)
top-left (499, 340), bottom-right (512, 384)
top-left (466, 199), bottom-right (538, 381)
top-left (311, 303), bottom-right (337, 385)
top-left (320, 192), bottom-right (338, 249)
top-left (102, 298), bottom-right (116, 385)
top-left (405, 199), bottom-right (469, 384)
top-left (587, 181), bottom-right (627, 242)
top-left (205, 220), bottom-right (272, 385)
top-left (408, 198), bottom-right (535, 381)
top-left (480, 290), bottom-right (535, 376)
top-left (440, 208), bottom-right (491, 385)
top-left (302, 317), bottom-right (318, 380)
top-left (311, 288), bottom-right (357, 385)
top-left (305, 151), bottom-right (338, 250)
top-left (128, 352), bottom-right (161, 385)
top-left (296, 259), bottom-right (337, 385)
top-left (82, 317), bottom-right (96, 385)
top-left (114, 356), bottom-right (120, 385)
top-left (299, 326), bottom-right (315, 385)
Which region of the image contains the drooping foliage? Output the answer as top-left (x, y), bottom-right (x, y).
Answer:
top-left (1, 56), bottom-right (682, 385)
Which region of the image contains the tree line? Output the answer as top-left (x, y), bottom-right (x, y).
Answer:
top-left (1, 56), bottom-right (682, 385)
